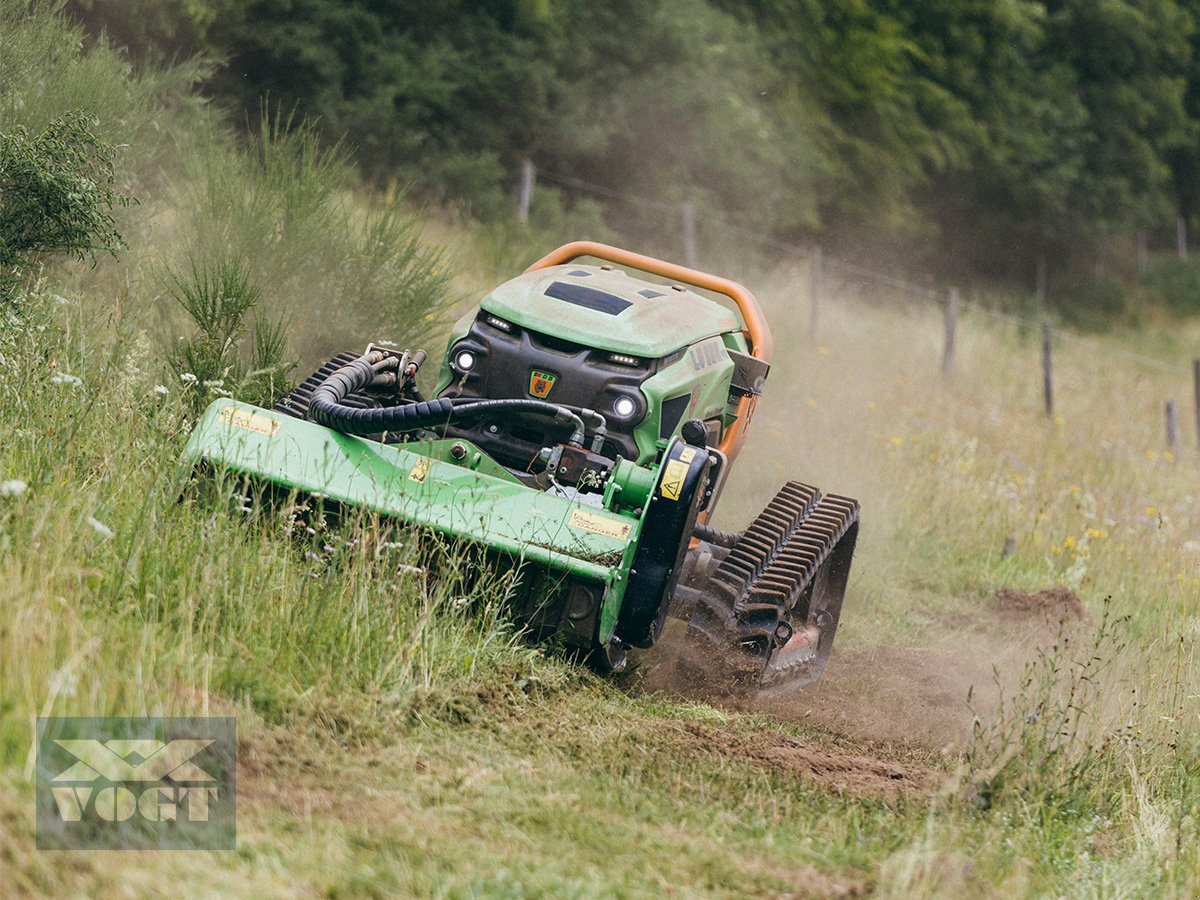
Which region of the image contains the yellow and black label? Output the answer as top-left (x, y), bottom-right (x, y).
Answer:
top-left (408, 457), bottom-right (432, 483)
top-left (529, 370), bottom-right (557, 398)
top-left (218, 406), bottom-right (280, 437)
top-left (659, 459), bottom-right (689, 501)
top-left (568, 508), bottom-right (633, 540)
top-left (660, 446), bottom-right (700, 501)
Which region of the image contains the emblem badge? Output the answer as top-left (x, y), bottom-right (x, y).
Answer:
top-left (529, 370), bottom-right (557, 398)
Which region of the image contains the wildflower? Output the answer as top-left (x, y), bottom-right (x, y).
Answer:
top-left (86, 516), bottom-right (114, 539)
top-left (153, 384), bottom-right (169, 396)
top-left (47, 665), bottom-right (78, 698)
top-left (50, 373), bottom-right (83, 387)
top-left (1145, 506), bottom-right (1158, 517)
top-left (889, 436), bottom-right (903, 447)
top-left (0, 479), bottom-right (28, 497)
top-left (202, 379), bottom-right (225, 389)
top-left (179, 373), bottom-right (197, 384)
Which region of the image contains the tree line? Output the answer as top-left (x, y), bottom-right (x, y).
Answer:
top-left (64, 0), bottom-right (1200, 297)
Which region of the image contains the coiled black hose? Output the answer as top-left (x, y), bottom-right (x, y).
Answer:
top-left (307, 351), bottom-right (587, 443)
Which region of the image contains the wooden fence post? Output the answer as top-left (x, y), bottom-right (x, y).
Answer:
top-left (517, 157), bottom-right (536, 224)
top-left (809, 246), bottom-right (822, 341)
top-left (681, 201), bottom-right (698, 269)
top-left (1166, 401), bottom-right (1180, 455)
top-left (942, 287), bottom-right (959, 377)
top-left (1042, 319), bottom-right (1054, 419)
top-left (1193, 359), bottom-right (1200, 447)
top-left (1036, 255), bottom-right (1047, 303)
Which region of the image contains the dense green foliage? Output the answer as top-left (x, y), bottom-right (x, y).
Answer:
top-left (0, 110), bottom-right (132, 301)
top-left (63, 0), bottom-right (1200, 286)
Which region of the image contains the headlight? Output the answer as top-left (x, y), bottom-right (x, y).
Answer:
top-left (454, 350), bottom-right (476, 371)
top-left (613, 396), bottom-right (637, 418)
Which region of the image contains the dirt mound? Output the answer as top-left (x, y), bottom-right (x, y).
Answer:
top-left (992, 586), bottom-right (1088, 622)
top-left (677, 721), bottom-right (942, 800)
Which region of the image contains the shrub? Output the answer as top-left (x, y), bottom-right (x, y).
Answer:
top-left (1047, 275), bottom-right (1132, 331)
top-left (0, 110), bottom-right (133, 303)
top-left (166, 255), bottom-right (292, 411)
top-left (1140, 256), bottom-right (1200, 316)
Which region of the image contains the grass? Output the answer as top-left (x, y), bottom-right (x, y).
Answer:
top-left (4, 3), bottom-right (1200, 896)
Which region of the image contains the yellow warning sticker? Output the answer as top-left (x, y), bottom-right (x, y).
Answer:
top-left (218, 406), bottom-right (280, 437)
top-left (409, 457), bottom-right (432, 483)
top-left (568, 509), bottom-right (633, 541)
top-left (660, 459), bottom-right (689, 501)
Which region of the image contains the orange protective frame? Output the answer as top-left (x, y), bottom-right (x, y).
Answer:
top-left (526, 241), bottom-right (773, 465)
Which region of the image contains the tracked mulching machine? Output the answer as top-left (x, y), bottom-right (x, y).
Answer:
top-left (181, 243), bottom-right (859, 692)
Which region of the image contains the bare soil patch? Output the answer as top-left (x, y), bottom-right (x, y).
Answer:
top-left (991, 586), bottom-right (1088, 622)
top-left (676, 720), bottom-right (942, 800)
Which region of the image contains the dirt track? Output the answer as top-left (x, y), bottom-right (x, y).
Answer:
top-left (632, 586), bottom-right (1090, 793)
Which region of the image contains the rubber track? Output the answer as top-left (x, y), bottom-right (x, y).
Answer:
top-left (274, 351), bottom-right (380, 420)
top-left (689, 481), bottom-right (859, 687)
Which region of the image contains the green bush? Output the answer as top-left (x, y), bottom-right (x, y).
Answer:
top-left (0, 110), bottom-right (133, 303)
top-left (166, 255), bottom-right (292, 411)
top-left (1048, 275), bottom-right (1133, 331)
top-left (1140, 256), bottom-right (1200, 316)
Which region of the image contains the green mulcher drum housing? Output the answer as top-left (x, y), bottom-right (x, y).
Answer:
top-left (181, 242), bottom-right (859, 692)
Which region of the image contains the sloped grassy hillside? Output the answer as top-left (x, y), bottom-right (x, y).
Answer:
top-left (4, 4), bottom-right (1200, 896)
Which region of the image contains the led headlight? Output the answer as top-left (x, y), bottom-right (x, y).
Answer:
top-left (613, 396), bottom-right (637, 418)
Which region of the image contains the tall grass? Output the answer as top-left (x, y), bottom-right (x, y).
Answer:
top-left (167, 107), bottom-right (453, 368)
top-left (0, 285), bottom-right (545, 768)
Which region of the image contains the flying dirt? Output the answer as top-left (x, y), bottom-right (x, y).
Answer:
top-left (180, 242), bottom-right (859, 694)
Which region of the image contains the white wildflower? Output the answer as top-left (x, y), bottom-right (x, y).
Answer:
top-left (397, 564), bottom-right (425, 576)
top-left (0, 479), bottom-right (28, 497)
top-left (179, 373), bottom-right (198, 384)
top-left (47, 666), bottom-right (78, 698)
top-left (153, 384), bottom-right (169, 396)
top-left (50, 373), bottom-right (83, 387)
top-left (202, 379), bottom-right (225, 388)
top-left (86, 516), bottom-right (114, 539)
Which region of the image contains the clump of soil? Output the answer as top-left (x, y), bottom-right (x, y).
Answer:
top-left (991, 586), bottom-right (1088, 622)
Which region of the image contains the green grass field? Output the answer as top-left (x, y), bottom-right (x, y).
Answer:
top-left (5, 248), bottom-right (1200, 896)
top-left (4, 4), bottom-right (1200, 896)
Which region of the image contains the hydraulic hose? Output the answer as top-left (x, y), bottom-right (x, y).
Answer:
top-left (307, 352), bottom-right (587, 443)
top-left (693, 523), bottom-right (741, 548)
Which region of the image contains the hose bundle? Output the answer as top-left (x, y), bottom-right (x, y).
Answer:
top-left (307, 348), bottom-right (589, 445)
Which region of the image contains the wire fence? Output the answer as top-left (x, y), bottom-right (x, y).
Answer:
top-left (505, 163), bottom-right (1200, 451)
